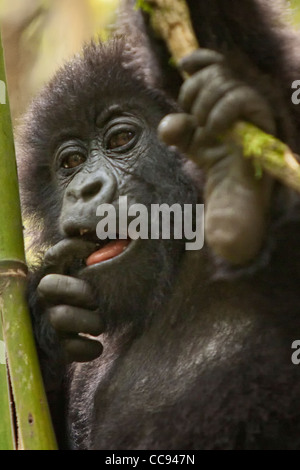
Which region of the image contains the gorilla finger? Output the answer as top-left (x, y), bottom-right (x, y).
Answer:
top-left (186, 128), bottom-right (230, 168)
top-left (179, 64), bottom-right (227, 113)
top-left (196, 144), bottom-right (232, 170)
top-left (237, 87), bottom-right (276, 135)
top-left (38, 274), bottom-right (97, 309)
top-left (183, 126), bottom-right (212, 160)
top-left (179, 49), bottom-right (224, 76)
top-left (49, 305), bottom-right (103, 336)
top-left (62, 336), bottom-right (103, 363)
top-left (206, 86), bottom-right (275, 137)
top-left (191, 77), bottom-right (240, 128)
top-left (158, 113), bottom-right (197, 151)
top-left (44, 238), bottom-right (97, 274)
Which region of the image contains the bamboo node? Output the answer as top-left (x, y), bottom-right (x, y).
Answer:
top-left (0, 269), bottom-right (27, 278)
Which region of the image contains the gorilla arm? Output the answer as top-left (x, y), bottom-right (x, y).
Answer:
top-left (158, 49), bottom-right (275, 265)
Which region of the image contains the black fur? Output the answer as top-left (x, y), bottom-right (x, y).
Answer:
top-left (17, 0), bottom-right (300, 449)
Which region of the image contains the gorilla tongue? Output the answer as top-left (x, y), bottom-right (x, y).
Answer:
top-left (86, 239), bottom-right (131, 266)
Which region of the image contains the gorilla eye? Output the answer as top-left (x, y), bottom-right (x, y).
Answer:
top-left (107, 131), bottom-right (135, 150)
top-left (61, 153), bottom-right (86, 169)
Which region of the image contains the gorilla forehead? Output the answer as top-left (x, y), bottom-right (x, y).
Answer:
top-left (24, 39), bottom-right (176, 147)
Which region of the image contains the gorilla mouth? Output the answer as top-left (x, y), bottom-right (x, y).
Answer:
top-left (77, 229), bottom-right (132, 266)
top-left (86, 239), bottom-right (131, 266)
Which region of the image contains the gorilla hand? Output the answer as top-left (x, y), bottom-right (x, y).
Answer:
top-left (37, 239), bottom-right (104, 362)
top-left (158, 49), bottom-right (275, 266)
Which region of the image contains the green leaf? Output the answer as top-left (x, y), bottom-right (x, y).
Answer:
top-left (134, 0), bottom-right (154, 15)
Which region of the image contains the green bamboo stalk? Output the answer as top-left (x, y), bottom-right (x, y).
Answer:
top-left (0, 317), bottom-right (15, 450)
top-left (0, 29), bottom-right (57, 450)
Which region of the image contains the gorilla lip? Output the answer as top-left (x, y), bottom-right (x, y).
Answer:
top-left (86, 239), bottom-right (131, 266)
top-left (77, 226), bottom-right (132, 266)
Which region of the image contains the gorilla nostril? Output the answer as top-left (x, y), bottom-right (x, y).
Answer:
top-left (66, 188), bottom-right (78, 203)
top-left (81, 180), bottom-right (102, 201)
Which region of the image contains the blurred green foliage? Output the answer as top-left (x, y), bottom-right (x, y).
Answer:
top-left (290, 0), bottom-right (300, 24)
top-left (0, 0), bottom-right (119, 121)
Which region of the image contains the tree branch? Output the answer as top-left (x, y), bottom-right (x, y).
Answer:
top-left (142, 0), bottom-right (300, 193)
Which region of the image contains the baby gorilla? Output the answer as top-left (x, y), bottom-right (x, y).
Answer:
top-left (19, 38), bottom-right (300, 449)
top-left (36, 47), bottom-right (274, 362)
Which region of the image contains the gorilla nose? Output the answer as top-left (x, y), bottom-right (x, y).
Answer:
top-left (66, 171), bottom-right (117, 205)
top-left (81, 179), bottom-right (103, 201)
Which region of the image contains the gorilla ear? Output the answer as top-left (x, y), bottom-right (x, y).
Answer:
top-left (116, 2), bottom-right (163, 88)
top-left (122, 37), bottom-right (161, 88)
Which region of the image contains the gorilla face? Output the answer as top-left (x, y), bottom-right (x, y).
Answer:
top-left (19, 41), bottom-right (198, 330)
top-left (57, 103), bottom-right (196, 325)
